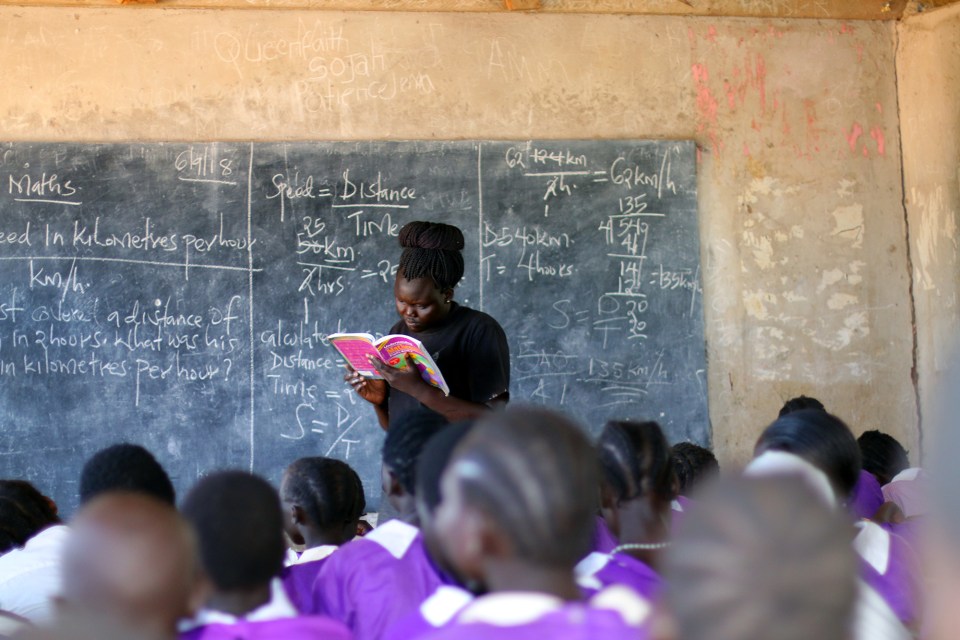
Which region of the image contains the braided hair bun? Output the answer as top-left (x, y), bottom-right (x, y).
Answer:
top-left (398, 221), bottom-right (465, 290)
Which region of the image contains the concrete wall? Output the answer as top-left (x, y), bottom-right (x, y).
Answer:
top-left (0, 8), bottom-right (918, 467)
top-left (898, 4), bottom-right (960, 458)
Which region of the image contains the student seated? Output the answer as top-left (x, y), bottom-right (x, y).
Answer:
top-left (79, 443), bottom-right (176, 506)
top-left (56, 492), bottom-right (203, 640)
top-left (777, 396), bottom-right (884, 519)
top-left (179, 471), bottom-right (351, 640)
top-left (406, 406), bottom-right (651, 639)
top-left (310, 409), bottom-right (448, 640)
top-left (859, 430), bottom-right (926, 517)
top-left (0, 481), bottom-right (67, 623)
top-left (749, 409), bottom-right (918, 639)
top-left (384, 421), bottom-right (476, 640)
top-left (279, 457), bottom-right (366, 612)
top-left (670, 441), bottom-right (719, 499)
top-left (661, 475), bottom-right (858, 640)
top-left (576, 420), bottom-right (674, 603)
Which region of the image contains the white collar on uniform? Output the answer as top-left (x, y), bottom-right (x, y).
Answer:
top-left (456, 592), bottom-right (565, 626)
top-left (890, 468), bottom-right (921, 483)
top-left (573, 552), bottom-right (612, 591)
top-left (853, 520), bottom-right (891, 574)
top-left (294, 545), bottom-right (338, 564)
top-left (419, 585), bottom-right (474, 627)
top-left (364, 519), bottom-right (419, 560)
top-left (182, 578), bottom-right (296, 630)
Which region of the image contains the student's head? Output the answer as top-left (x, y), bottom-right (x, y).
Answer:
top-left (180, 471), bottom-right (284, 600)
top-left (79, 443), bottom-right (175, 506)
top-left (394, 221), bottom-right (464, 332)
top-left (670, 442), bottom-right (720, 497)
top-left (434, 407), bottom-right (597, 590)
top-left (381, 409), bottom-right (447, 518)
top-left (280, 457), bottom-right (365, 547)
top-left (857, 430), bottom-right (910, 486)
top-left (414, 421), bottom-right (475, 581)
top-left (598, 420), bottom-right (676, 540)
top-left (662, 475), bottom-right (857, 640)
top-left (59, 492), bottom-right (202, 638)
top-left (0, 497), bottom-right (44, 554)
top-left (0, 480), bottom-right (60, 553)
top-left (778, 395), bottom-right (825, 417)
top-left (754, 409), bottom-right (861, 502)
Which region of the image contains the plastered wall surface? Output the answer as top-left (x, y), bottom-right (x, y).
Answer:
top-left (898, 4), bottom-right (960, 458)
top-left (0, 9), bottom-right (918, 467)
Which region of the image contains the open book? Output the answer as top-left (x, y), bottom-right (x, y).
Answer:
top-left (327, 332), bottom-right (450, 396)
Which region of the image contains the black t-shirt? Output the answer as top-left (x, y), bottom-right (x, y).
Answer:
top-left (386, 302), bottom-right (510, 427)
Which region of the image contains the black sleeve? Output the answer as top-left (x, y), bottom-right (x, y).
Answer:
top-left (462, 313), bottom-right (511, 405)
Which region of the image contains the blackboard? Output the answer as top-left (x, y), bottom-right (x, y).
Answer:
top-left (0, 140), bottom-right (707, 515)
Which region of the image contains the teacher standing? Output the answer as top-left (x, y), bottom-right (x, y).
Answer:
top-left (346, 221), bottom-right (510, 430)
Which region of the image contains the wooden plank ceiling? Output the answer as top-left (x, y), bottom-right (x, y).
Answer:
top-left (2, 0), bottom-right (959, 20)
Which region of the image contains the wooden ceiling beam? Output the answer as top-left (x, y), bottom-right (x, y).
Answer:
top-left (0, 0), bottom-right (924, 20)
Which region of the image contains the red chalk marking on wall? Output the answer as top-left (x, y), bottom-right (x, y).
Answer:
top-left (870, 127), bottom-right (886, 156)
top-left (724, 80), bottom-right (737, 109)
top-left (706, 25), bottom-right (718, 43)
top-left (840, 23), bottom-right (854, 35)
top-left (691, 63), bottom-right (723, 156)
top-left (846, 123), bottom-right (864, 153)
top-left (743, 143), bottom-right (751, 157)
top-left (876, 103), bottom-right (883, 114)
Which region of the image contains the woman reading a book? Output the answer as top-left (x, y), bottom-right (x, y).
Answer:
top-left (344, 221), bottom-right (510, 430)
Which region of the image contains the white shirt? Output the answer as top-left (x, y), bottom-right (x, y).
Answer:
top-left (180, 578), bottom-right (297, 631)
top-left (0, 524), bottom-right (70, 623)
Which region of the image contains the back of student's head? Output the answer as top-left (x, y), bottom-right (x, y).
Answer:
top-left (382, 409), bottom-right (447, 495)
top-left (180, 470), bottom-right (284, 592)
top-left (0, 480), bottom-right (60, 552)
top-left (61, 492), bottom-right (200, 638)
top-left (599, 420), bottom-right (676, 504)
top-left (755, 408), bottom-right (861, 501)
top-left (281, 457), bottom-right (365, 531)
top-left (0, 497), bottom-right (43, 554)
top-left (79, 443), bottom-right (175, 506)
top-left (664, 475), bottom-right (858, 640)
top-left (778, 395), bottom-right (826, 417)
top-left (671, 442), bottom-right (720, 497)
top-left (446, 406), bottom-right (597, 569)
top-left (415, 421), bottom-right (475, 518)
top-left (857, 430), bottom-right (910, 485)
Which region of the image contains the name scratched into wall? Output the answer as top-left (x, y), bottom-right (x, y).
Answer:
top-left (0, 140), bottom-right (705, 513)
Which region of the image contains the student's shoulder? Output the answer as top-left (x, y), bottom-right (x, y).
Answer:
top-left (322, 519), bottom-right (422, 573)
top-left (180, 616), bottom-right (352, 640)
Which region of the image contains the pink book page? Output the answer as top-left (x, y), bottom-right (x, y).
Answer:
top-left (329, 336), bottom-right (383, 378)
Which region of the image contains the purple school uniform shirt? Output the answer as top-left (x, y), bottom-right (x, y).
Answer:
top-left (180, 616), bottom-right (352, 640)
top-left (413, 591), bottom-right (649, 640)
top-left (575, 551), bottom-right (662, 602)
top-left (854, 520), bottom-right (919, 625)
top-left (849, 470), bottom-right (884, 520)
top-left (311, 519), bottom-right (448, 640)
top-left (281, 545), bottom-right (338, 613)
top-left (592, 516), bottom-right (618, 554)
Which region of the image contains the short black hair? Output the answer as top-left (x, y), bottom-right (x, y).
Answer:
top-left (599, 420), bottom-right (676, 504)
top-left (671, 442), bottom-right (720, 497)
top-left (0, 480), bottom-right (59, 528)
top-left (857, 430), bottom-right (909, 485)
top-left (778, 395), bottom-right (826, 417)
top-left (755, 409), bottom-right (861, 500)
top-left (79, 443), bottom-right (175, 506)
top-left (383, 409), bottom-right (447, 494)
top-left (397, 221), bottom-right (465, 291)
top-left (450, 406), bottom-right (598, 568)
top-left (281, 457), bottom-right (365, 529)
top-left (665, 475), bottom-right (858, 640)
top-left (0, 497), bottom-right (44, 554)
top-left (415, 421), bottom-right (474, 515)
top-left (180, 471), bottom-right (284, 591)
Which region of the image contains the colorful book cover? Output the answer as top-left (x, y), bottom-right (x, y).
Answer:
top-left (327, 332), bottom-right (450, 396)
